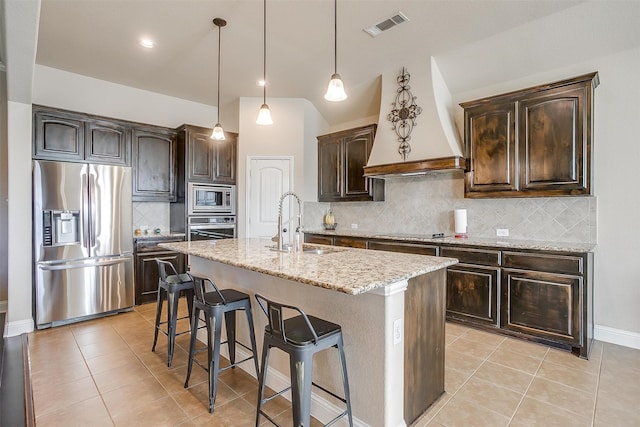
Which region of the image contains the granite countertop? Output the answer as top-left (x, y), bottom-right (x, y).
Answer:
top-left (160, 238), bottom-right (457, 296)
top-left (134, 232), bottom-right (185, 241)
top-left (304, 229), bottom-right (596, 253)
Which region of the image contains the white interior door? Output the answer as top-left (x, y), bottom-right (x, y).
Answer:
top-left (247, 157), bottom-right (293, 239)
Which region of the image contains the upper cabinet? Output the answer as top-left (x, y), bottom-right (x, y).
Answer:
top-left (176, 125), bottom-right (237, 187)
top-left (461, 72), bottom-right (599, 198)
top-left (317, 124), bottom-right (384, 202)
top-left (34, 105), bottom-right (130, 166)
top-left (131, 125), bottom-right (177, 202)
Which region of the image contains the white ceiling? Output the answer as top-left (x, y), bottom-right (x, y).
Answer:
top-left (35, 0), bottom-right (640, 127)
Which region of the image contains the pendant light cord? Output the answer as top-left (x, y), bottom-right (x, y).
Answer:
top-left (217, 23), bottom-right (221, 123)
top-left (333, 0), bottom-right (337, 75)
top-left (263, 0), bottom-right (267, 104)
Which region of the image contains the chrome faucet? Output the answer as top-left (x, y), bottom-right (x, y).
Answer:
top-left (275, 191), bottom-right (303, 251)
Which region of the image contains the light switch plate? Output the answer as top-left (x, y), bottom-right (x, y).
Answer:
top-left (351, 224), bottom-right (358, 229)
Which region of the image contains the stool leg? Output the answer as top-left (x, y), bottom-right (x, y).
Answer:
top-left (290, 350), bottom-right (313, 427)
top-left (207, 311), bottom-right (224, 413)
top-left (244, 306), bottom-right (260, 378)
top-left (184, 306), bottom-right (201, 388)
top-left (256, 336), bottom-right (272, 427)
top-left (151, 286), bottom-right (164, 352)
top-left (224, 310), bottom-right (237, 367)
top-left (337, 337), bottom-right (353, 426)
top-left (166, 288), bottom-right (180, 367)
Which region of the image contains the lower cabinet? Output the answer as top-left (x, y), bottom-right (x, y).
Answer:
top-left (440, 246), bottom-right (501, 327)
top-left (303, 232), bottom-right (593, 358)
top-left (134, 239), bottom-right (186, 305)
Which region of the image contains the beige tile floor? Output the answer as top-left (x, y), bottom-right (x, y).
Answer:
top-left (28, 301), bottom-right (640, 427)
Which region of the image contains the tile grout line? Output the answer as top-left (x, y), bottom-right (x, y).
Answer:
top-left (505, 346), bottom-right (549, 426)
top-left (590, 344), bottom-right (604, 427)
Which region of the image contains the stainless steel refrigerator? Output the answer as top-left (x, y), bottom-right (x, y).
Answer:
top-left (33, 160), bottom-right (134, 328)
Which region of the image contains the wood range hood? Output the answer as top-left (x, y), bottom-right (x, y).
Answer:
top-left (363, 57), bottom-right (466, 179)
top-left (363, 155), bottom-right (466, 178)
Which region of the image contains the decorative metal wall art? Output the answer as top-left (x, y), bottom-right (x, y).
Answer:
top-left (387, 67), bottom-right (422, 160)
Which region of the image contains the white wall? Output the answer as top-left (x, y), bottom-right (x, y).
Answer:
top-left (33, 65), bottom-right (218, 129)
top-left (0, 71), bottom-right (8, 311)
top-left (237, 97), bottom-right (327, 237)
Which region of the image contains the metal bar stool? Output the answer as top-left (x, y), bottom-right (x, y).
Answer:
top-left (254, 294), bottom-right (353, 427)
top-left (151, 258), bottom-right (195, 367)
top-left (184, 277), bottom-right (260, 413)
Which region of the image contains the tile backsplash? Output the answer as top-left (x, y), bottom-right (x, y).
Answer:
top-left (304, 172), bottom-right (596, 243)
top-left (133, 202), bottom-right (170, 232)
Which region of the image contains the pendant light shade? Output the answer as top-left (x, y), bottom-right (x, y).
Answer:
top-left (211, 18), bottom-right (227, 140)
top-left (256, 103), bottom-right (273, 125)
top-left (257, 0), bottom-right (273, 125)
top-left (325, 0), bottom-right (347, 102)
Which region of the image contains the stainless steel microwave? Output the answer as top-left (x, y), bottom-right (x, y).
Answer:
top-left (188, 183), bottom-right (236, 215)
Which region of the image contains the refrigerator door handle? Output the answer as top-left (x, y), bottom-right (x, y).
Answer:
top-left (88, 170), bottom-right (97, 250)
top-left (37, 256), bottom-right (131, 271)
top-left (81, 169), bottom-right (90, 250)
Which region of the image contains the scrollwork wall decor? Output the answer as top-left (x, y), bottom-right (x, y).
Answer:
top-left (386, 67), bottom-right (422, 160)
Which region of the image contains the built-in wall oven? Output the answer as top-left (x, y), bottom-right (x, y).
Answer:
top-left (188, 216), bottom-right (236, 241)
top-left (188, 183), bottom-right (235, 216)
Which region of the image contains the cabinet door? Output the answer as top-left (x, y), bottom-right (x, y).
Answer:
top-left (519, 84), bottom-right (588, 194)
top-left (318, 136), bottom-right (343, 201)
top-left (446, 264), bottom-right (499, 326)
top-left (34, 110), bottom-right (85, 161)
top-left (187, 129), bottom-right (215, 182)
top-left (464, 102), bottom-right (517, 195)
top-left (85, 120), bottom-right (130, 166)
top-left (501, 268), bottom-right (581, 346)
top-left (343, 127), bottom-right (374, 197)
top-left (132, 127), bottom-right (176, 202)
top-left (213, 133), bottom-right (237, 184)
top-left (135, 251), bottom-right (185, 305)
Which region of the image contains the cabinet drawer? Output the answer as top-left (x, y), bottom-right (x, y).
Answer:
top-left (440, 246), bottom-right (500, 267)
top-left (334, 237), bottom-right (367, 249)
top-left (502, 251), bottom-right (583, 275)
top-left (304, 234), bottom-right (334, 246)
top-left (368, 240), bottom-right (438, 256)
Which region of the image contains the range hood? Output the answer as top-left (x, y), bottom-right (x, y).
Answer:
top-left (363, 57), bottom-right (466, 178)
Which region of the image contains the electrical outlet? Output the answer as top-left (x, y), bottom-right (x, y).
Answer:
top-left (351, 223), bottom-right (358, 229)
top-left (496, 228), bottom-right (509, 237)
top-left (393, 319), bottom-right (403, 345)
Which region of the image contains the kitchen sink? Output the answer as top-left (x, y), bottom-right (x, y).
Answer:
top-left (267, 244), bottom-right (343, 255)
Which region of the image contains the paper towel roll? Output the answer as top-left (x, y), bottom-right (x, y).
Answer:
top-left (454, 209), bottom-right (468, 236)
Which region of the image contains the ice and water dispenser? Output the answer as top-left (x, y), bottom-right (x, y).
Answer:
top-left (42, 210), bottom-right (80, 246)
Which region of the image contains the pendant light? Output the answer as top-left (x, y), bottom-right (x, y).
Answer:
top-left (211, 18), bottom-right (227, 140)
top-left (256, 0), bottom-right (273, 125)
top-left (324, 0), bottom-right (347, 102)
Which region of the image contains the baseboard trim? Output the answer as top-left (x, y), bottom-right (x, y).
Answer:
top-left (6, 318), bottom-right (34, 338)
top-left (594, 324), bottom-right (640, 350)
top-left (196, 330), bottom-right (367, 426)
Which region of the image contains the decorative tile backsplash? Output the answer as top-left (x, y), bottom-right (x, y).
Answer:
top-left (133, 202), bottom-right (170, 233)
top-left (304, 172), bottom-right (597, 243)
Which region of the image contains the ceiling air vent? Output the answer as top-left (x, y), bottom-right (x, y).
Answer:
top-left (363, 12), bottom-right (409, 37)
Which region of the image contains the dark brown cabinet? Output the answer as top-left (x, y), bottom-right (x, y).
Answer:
top-left (441, 246), bottom-right (501, 326)
top-left (176, 124), bottom-right (237, 185)
top-left (303, 232), bottom-right (593, 358)
top-left (461, 72), bottom-right (598, 198)
top-left (317, 124), bottom-right (384, 202)
top-left (34, 105), bottom-right (131, 166)
top-left (134, 238), bottom-right (186, 305)
top-left (501, 250), bottom-right (589, 350)
top-left (131, 126), bottom-right (177, 202)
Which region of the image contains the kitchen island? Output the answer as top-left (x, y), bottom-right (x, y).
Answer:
top-left (160, 238), bottom-right (458, 427)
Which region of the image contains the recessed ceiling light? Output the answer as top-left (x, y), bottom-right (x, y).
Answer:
top-left (139, 38), bottom-right (155, 49)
